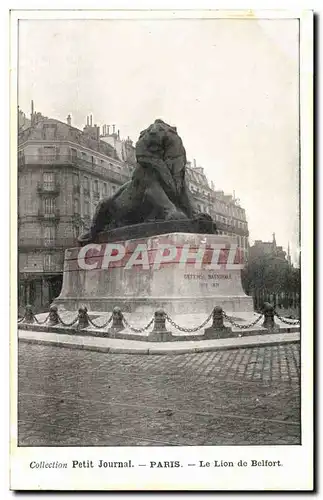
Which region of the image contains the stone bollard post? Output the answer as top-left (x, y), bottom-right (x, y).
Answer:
top-left (204, 306), bottom-right (233, 339)
top-left (77, 305), bottom-right (89, 330)
top-left (108, 307), bottom-right (124, 336)
top-left (24, 304), bottom-right (35, 324)
top-left (48, 305), bottom-right (60, 326)
top-left (148, 309), bottom-right (172, 342)
top-left (262, 302), bottom-right (279, 331)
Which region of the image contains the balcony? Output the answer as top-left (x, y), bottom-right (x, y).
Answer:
top-left (37, 181), bottom-right (60, 196)
top-left (37, 209), bottom-right (60, 221)
top-left (19, 154), bottom-right (130, 185)
top-left (18, 237), bottom-right (78, 249)
top-left (215, 220), bottom-right (249, 237)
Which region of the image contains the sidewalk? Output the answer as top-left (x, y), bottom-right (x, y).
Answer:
top-left (19, 328), bottom-right (300, 355)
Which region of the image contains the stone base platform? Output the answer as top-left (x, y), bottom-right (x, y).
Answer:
top-left (54, 295), bottom-right (253, 315)
top-left (80, 218), bottom-right (217, 245)
top-left (54, 232), bottom-right (253, 315)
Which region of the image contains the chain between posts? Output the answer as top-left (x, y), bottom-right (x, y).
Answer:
top-left (274, 311), bottom-right (300, 325)
top-left (122, 315), bottom-right (154, 333)
top-left (88, 314), bottom-right (113, 329)
top-left (57, 314), bottom-right (79, 327)
top-left (165, 310), bottom-right (214, 333)
top-left (223, 312), bottom-right (263, 330)
top-left (19, 305), bottom-right (298, 333)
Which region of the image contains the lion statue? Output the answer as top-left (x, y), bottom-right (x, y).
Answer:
top-left (78, 119), bottom-right (214, 244)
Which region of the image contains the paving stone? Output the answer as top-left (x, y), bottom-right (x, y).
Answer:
top-left (18, 342), bottom-right (301, 446)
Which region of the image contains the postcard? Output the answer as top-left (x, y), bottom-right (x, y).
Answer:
top-left (10, 8), bottom-right (313, 491)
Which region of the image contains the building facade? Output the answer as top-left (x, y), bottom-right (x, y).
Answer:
top-left (18, 108), bottom-right (249, 311)
top-left (186, 160), bottom-right (249, 258)
top-left (244, 234), bottom-right (299, 314)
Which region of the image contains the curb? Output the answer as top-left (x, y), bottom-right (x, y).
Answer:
top-left (19, 330), bottom-right (300, 355)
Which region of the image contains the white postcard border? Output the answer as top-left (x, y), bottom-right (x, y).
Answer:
top-left (9, 8), bottom-right (313, 491)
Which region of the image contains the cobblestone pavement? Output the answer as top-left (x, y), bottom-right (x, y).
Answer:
top-left (18, 343), bottom-right (300, 446)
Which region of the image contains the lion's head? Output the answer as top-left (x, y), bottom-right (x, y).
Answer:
top-left (136, 119), bottom-right (186, 163)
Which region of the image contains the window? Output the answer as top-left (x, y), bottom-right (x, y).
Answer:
top-left (84, 176), bottom-right (89, 191)
top-left (74, 198), bottom-right (80, 214)
top-left (44, 198), bottom-right (55, 214)
top-left (73, 225), bottom-right (80, 239)
top-left (43, 225), bottom-right (55, 245)
top-left (93, 180), bottom-right (99, 192)
top-left (81, 152), bottom-right (87, 160)
top-left (43, 254), bottom-right (53, 271)
top-left (197, 204), bottom-right (201, 212)
top-left (42, 124), bottom-right (57, 140)
top-left (43, 172), bottom-right (55, 191)
top-left (73, 173), bottom-right (79, 186)
top-left (42, 146), bottom-right (56, 161)
top-left (43, 172), bottom-right (54, 184)
top-left (112, 185), bottom-right (116, 193)
top-left (91, 156), bottom-right (94, 165)
top-left (84, 200), bottom-right (90, 216)
top-left (70, 148), bottom-right (77, 159)
top-left (103, 183), bottom-right (108, 196)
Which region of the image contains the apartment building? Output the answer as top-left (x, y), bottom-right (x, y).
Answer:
top-left (18, 108), bottom-right (249, 311)
top-left (186, 160), bottom-right (249, 257)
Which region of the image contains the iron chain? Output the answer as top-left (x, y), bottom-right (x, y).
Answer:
top-left (58, 314), bottom-right (79, 327)
top-left (223, 313), bottom-right (263, 330)
top-left (88, 314), bottom-right (113, 329)
top-left (274, 311), bottom-right (300, 325)
top-left (122, 315), bottom-right (154, 333)
top-left (165, 310), bottom-right (213, 333)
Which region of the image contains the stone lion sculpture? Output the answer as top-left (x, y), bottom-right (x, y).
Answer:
top-left (78, 119), bottom-right (214, 244)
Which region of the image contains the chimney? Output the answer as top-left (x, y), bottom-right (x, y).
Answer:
top-left (193, 158), bottom-right (197, 169)
top-left (112, 124), bottom-right (116, 134)
top-left (117, 129), bottom-right (120, 139)
top-left (107, 125), bottom-right (110, 135)
top-left (102, 125), bottom-right (105, 136)
top-left (31, 100), bottom-right (34, 117)
top-left (86, 116), bottom-right (89, 126)
top-left (67, 114), bottom-right (71, 126)
top-left (90, 115), bottom-right (93, 127)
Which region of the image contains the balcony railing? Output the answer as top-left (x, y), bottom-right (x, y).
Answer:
top-left (37, 209), bottom-right (60, 220)
top-left (37, 181), bottom-right (60, 195)
top-left (19, 154), bottom-right (130, 185)
top-left (18, 237), bottom-right (78, 249)
top-left (215, 220), bottom-right (249, 237)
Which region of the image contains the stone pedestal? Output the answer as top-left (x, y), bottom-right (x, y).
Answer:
top-left (54, 233), bottom-right (254, 315)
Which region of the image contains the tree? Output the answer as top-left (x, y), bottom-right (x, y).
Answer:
top-left (242, 248), bottom-right (300, 312)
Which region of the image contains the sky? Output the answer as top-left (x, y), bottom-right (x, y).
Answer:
top-left (18, 17), bottom-right (300, 264)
